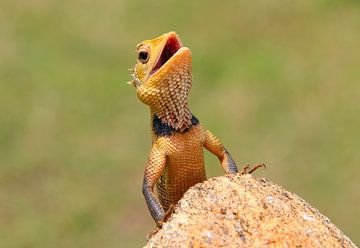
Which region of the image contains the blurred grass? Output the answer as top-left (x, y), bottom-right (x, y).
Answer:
top-left (0, 0), bottom-right (359, 247)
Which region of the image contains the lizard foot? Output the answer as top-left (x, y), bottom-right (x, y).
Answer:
top-left (146, 204), bottom-right (177, 240)
top-left (240, 162), bottom-right (266, 175)
top-left (162, 203), bottom-right (176, 223)
top-left (146, 226), bottom-right (161, 241)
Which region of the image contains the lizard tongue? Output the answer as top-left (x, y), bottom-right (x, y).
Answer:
top-left (150, 36), bottom-right (181, 76)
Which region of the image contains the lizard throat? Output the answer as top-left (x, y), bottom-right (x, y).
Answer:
top-left (152, 113), bottom-right (199, 136)
top-left (151, 103), bottom-right (194, 133)
top-left (137, 60), bottom-right (193, 132)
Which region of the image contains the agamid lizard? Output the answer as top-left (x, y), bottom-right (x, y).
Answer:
top-left (127, 32), bottom-right (263, 227)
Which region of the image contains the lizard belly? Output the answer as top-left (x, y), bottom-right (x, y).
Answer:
top-left (156, 126), bottom-right (206, 210)
top-left (156, 155), bottom-right (206, 210)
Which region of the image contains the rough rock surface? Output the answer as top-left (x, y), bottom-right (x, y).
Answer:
top-left (146, 174), bottom-right (356, 248)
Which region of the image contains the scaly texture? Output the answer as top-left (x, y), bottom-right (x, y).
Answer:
top-left (129, 32), bottom-right (239, 225)
top-left (146, 174), bottom-right (357, 248)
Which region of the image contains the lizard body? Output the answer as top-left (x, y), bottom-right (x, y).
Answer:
top-left (129, 32), bottom-right (239, 226)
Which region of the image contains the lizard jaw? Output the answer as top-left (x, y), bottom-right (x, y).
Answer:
top-left (149, 33), bottom-right (185, 78)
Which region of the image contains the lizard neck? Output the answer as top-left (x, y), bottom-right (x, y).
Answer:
top-left (151, 109), bottom-right (199, 137)
top-left (150, 103), bottom-right (193, 133)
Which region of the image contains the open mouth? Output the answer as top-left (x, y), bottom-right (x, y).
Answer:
top-left (149, 35), bottom-right (182, 77)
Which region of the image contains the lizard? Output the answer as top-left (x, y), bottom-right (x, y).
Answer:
top-left (127, 32), bottom-right (263, 227)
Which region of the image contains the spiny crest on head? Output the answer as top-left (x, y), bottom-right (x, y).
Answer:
top-left (124, 68), bottom-right (134, 85)
top-left (125, 67), bottom-right (143, 88)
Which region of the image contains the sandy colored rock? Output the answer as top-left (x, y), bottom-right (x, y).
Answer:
top-left (146, 174), bottom-right (356, 248)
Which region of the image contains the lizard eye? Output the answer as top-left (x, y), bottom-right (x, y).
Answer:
top-left (138, 50), bottom-right (149, 63)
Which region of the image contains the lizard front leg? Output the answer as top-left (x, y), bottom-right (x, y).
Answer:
top-left (142, 146), bottom-right (167, 226)
top-left (204, 130), bottom-right (239, 174)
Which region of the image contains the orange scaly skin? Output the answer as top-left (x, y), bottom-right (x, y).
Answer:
top-left (129, 32), bottom-right (239, 226)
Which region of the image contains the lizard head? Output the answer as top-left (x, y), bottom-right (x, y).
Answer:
top-left (129, 32), bottom-right (193, 132)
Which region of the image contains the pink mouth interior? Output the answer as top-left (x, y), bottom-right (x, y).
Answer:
top-left (150, 36), bottom-right (181, 76)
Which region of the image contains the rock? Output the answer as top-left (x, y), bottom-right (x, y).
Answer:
top-left (145, 174), bottom-right (356, 247)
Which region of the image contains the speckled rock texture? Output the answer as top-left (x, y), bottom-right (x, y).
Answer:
top-left (146, 174), bottom-right (356, 248)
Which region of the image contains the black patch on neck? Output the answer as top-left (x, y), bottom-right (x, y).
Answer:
top-left (152, 114), bottom-right (199, 137)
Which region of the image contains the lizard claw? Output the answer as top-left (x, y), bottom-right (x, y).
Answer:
top-left (240, 164), bottom-right (251, 175)
top-left (240, 162), bottom-right (266, 175)
top-left (146, 204), bottom-right (177, 240)
top-left (146, 226), bottom-right (161, 240)
top-left (163, 204), bottom-right (176, 222)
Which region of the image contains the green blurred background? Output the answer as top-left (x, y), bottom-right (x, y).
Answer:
top-left (1, 0), bottom-right (359, 247)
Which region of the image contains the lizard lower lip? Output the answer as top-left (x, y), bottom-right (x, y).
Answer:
top-left (149, 36), bottom-right (181, 76)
